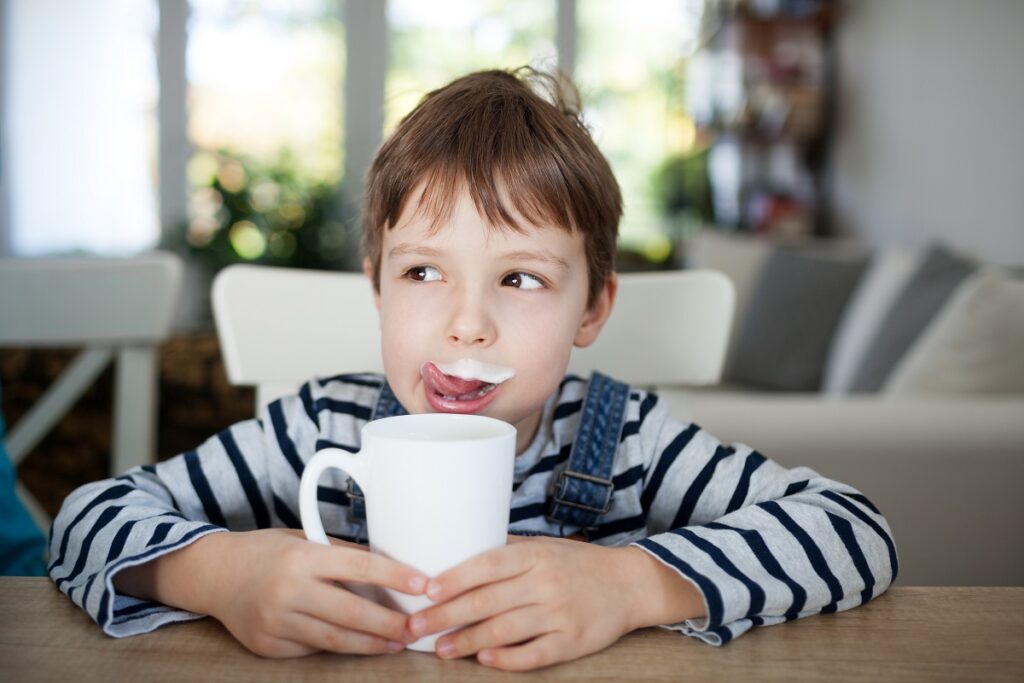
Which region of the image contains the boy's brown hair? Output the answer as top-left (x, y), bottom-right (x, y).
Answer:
top-left (361, 67), bottom-right (622, 308)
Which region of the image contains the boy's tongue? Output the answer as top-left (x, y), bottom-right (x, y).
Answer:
top-left (421, 362), bottom-right (487, 396)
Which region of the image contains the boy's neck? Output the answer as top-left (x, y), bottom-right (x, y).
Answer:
top-left (515, 410), bottom-right (543, 456)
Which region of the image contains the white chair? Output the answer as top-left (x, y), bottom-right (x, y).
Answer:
top-left (212, 265), bottom-right (735, 411)
top-left (0, 252), bottom-right (183, 528)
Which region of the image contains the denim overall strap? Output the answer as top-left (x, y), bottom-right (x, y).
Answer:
top-left (346, 379), bottom-right (409, 522)
top-left (547, 371), bottom-right (630, 530)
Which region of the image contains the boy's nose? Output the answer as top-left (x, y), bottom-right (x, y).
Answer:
top-left (446, 290), bottom-right (496, 346)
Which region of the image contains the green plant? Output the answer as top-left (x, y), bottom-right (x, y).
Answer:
top-left (162, 149), bottom-right (357, 273)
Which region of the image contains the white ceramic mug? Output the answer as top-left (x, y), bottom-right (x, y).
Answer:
top-left (298, 413), bottom-right (516, 652)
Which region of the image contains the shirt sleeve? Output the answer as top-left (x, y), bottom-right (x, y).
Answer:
top-left (47, 379), bottom-right (331, 638)
top-left (629, 397), bottom-right (898, 646)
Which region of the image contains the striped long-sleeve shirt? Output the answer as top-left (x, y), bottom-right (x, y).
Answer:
top-left (49, 373), bottom-right (897, 645)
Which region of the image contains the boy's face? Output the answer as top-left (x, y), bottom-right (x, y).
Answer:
top-left (367, 184), bottom-right (616, 453)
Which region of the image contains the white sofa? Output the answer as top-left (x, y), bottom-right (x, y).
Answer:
top-left (672, 232), bottom-right (1024, 587)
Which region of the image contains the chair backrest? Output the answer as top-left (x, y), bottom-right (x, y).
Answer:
top-left (0, 252), bottom-right (182, 346)
top-left (212, 265), bottom-right (734, 409)
top-left (0, 251), bottom-right (184, 531)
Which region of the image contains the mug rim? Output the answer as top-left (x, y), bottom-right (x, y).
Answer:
top-left (362, 413), bottom-right (516, 442)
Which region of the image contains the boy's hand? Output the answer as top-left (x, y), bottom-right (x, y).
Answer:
top-left (118, 528), bottom-right (428, 658)
top-left (406, 536), bottom-right (698, 671)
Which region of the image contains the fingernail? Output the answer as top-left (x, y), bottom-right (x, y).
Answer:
top-left (426, 581), bottom-right (442, 600)
top-left (479, 650), bottom-right (494, 665)
top-left (437, 640), bottom-right (455, 658)
top-left (409, 615), bottom-right (427, 636)
top-left (387, 641), bottom-right (405, 652)
top-left (409, 575), bottom-right (427, 592)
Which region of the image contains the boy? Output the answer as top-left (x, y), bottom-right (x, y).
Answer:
top-left (49, 68), bottom-right (896, 672)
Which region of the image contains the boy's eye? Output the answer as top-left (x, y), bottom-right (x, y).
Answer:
top-left (406, 266), bottom-right (442, 282)
top-left (502, 272), bottom-right (544, 290)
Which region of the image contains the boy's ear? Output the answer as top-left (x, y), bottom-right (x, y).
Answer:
top-left (574, 272), bottom-right (617, 348)
top-left (362, 257), bottom-right (382, 311)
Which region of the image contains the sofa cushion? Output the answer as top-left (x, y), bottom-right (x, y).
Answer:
top-left (885, 267), bottom-right (1024, 394)
top-left (728, 246), bottom-right (868, 391)
top-left (848, 245), bottom-right (976, 392)
top-left (685, 230), bottom-right (772, 374)
top-left (822, 246), bottom-right (922, 394)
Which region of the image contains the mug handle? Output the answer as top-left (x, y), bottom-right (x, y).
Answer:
top-left (299, 447), bottom-right (371, 545)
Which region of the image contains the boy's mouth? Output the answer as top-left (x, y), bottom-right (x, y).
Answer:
top-left (420, 361), bottom-right (505, 414)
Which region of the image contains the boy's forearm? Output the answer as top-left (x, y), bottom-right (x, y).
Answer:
top-left (112, 531), bottom-right (231, 615)
top-left (617, 546), bottom-right (706, 630)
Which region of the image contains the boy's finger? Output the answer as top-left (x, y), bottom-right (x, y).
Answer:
top-left (425, 544), bottom-right (532, 602)
top-left (285, 612), bottom-right (405, 656)
top-left (479, 632), bottom-right (566, 672)
top-left (317, 546), bottom-right (428, 595)
top-left (436, 605), bottom-right (552, 659)
top-left (409, 575), bottom-right (533, 639)
top-left (298, 580), bottom-right (413, 644)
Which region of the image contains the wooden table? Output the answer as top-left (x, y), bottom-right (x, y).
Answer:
top-left (2, 578), bottom-right (1022, 682)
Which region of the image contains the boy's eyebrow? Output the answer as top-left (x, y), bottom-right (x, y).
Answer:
top-left (499, 250), bottom-right (570, 272)
top-left (387, 244), bottom-right (570, 271)
top-left (388, 244), bottom-right (442, 259)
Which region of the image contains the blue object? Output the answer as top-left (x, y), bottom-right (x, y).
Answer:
top-left (0, 382), bottom-right (47, 576)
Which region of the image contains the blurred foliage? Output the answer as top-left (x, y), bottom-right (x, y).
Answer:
top-left (652, 147), bottom-right (714, 227)
top-left (162, 149), bottom-right (356, 273)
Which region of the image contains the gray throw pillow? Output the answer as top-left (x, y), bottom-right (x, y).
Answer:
top-left (848, 245), bottom-right (976, 392)
top-left (728, 246), bottom-right (868, 391)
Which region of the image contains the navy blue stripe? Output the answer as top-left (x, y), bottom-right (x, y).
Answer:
top-left (821, 490), bottom-right (899, 581)
top-left (51, 484), bottom-right (134, 572)
top-left (706, 521), bottom-right (807, 614)
top-left (612, 464), bottom-right (644, 490)
top-left (56, 505), bottom-right (125, 588)
top-left (314, 439), bottom-right (359, 453)
top-left (559, 375), bottom-right (584, 389)
top-left (784, 480), bottom-right (810, 497)
top-left (318, 374), bottom-right (383, 388)
top-left (105, 512), bottom-right (180, 563)
top-left (826, 512), bottom-right (875, 606)
top-left (841, 491), bottom-right (881, 515)
top-left (640, 423), bottom-right (699, 512)
top-left (105, 518), bottom-right (142, 564)
top-left (510, 502), bottom-right (547, 524)
top-left (672, 445), bottom-right (735, 528)
top-left (760, 501), bottom-right (844, 613)
top-left (218, 429), bottom-right (271, 528)
top-left (620, 420), bottom-right (641, 441)
top-left (98, 524), bottom-right (221, 627)
top-left (273, 494), bottom-right (302, 529)
top-left (80, 572), bottom-right (98, 608)
top-left (114, 599), bottom-right (164, 618)
top-left (184, 451), bottom-right (226, 527)
top-left (638, 393), bottom-right (658, 422)
top-left (553, 400), bottom-right (582, 421)
top-left (268, 400), bottom-right (304, 477)
top-left (673, 528), bottom-right (766, 616)
top-left (635, 538), bottom-right (724, 628)
top-left (146, 521), bottom-right (176, 547)
top-left (726, 450), bottom-right (767, 514)
top-left (113, 608), bottom-right (170, 626)
top-left (299, 383), bottom-right (321, 429)
top-left (141, 464), bottom-right (157, 475)
top-left (587, 514), bottom-right (646, 541)
top-left (513, 444), bottom-right (572, 492)
top-left (313, 398), bottom-right (372, 421)
top-left (317, 486), bottom-right (352, 506)
top-left (708, 625), bottom-right (734, 645)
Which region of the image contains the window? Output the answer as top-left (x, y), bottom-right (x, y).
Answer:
top-left (385, 0), bottom-right (557, 135)
top-left (3, 0), bottom-right (159, 256)
top-left (576, 0), bottom-right (704, 258)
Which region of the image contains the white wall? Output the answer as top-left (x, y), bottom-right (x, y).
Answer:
top-left (828, 0), bottom-right (1024, 265)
